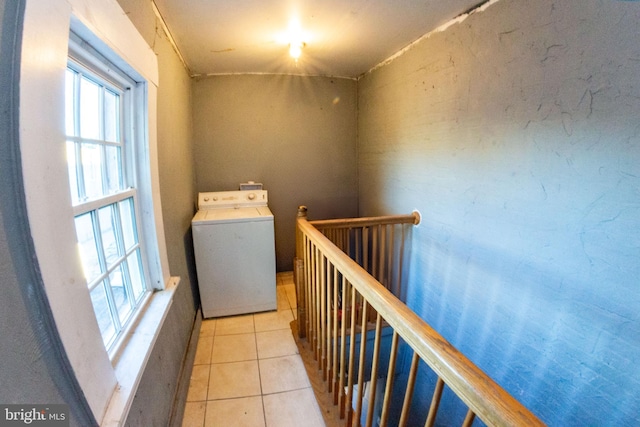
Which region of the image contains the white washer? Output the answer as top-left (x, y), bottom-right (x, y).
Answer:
top-left (192, 190), bottom-right (276, 318)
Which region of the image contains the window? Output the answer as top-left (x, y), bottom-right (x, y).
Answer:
top-left (65, 39), bottom-right (151, 352)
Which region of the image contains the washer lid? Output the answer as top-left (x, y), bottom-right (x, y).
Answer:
top-left (192, 206), bottom-right (273, 225)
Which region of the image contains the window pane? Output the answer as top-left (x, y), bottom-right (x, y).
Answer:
top-left (99, 205), bottom-right (120, 268)
top-left (104, 89), bottom-right (119, 142)
top-left (65, 69), bottom-right (76, 137)
top-left (74, 213), bottom-right (102, 283)
top-left (81, 143), bottom-right (103, 200)
top-left (119, 198), bottom-right (137, 250)
top-left (128, 249), bottom-right (145, 301)
top-left (90, 282), bottom-right (116, 346)
top-left (66, 54), bottom-right (150, 354)
top-left (66, 141), bottom-right (80, 204)
top-left (109, 265), bottom-right (132, 325)
top-left (80, 76), bottom-right (101, 140)
top-left (105, 145), bottom-right (122, 194)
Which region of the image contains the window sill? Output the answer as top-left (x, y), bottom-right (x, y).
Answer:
top-left (100, 276), bottom-right (180, 426)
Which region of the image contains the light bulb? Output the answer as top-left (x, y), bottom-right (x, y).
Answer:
top-left (289, 41), bottom-right (304, 59)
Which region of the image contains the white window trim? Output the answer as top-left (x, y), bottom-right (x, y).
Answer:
top-left (20, 0), bottom-right (176, 424)
top-left (68, 15), bottom-right (170, 291)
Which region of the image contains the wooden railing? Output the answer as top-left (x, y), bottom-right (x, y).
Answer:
top-left (307, 212), bottom-right (416, 302)
top-left (294, 207), bottom-right (544, 427)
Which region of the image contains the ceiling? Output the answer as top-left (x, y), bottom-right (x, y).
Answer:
top-left (152, 0), bottom-right (484, 79)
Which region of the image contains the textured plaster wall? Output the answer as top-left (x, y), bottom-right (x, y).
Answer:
top-left (358, 0), bottom-right (640, 425)
top-left (192, 74), bottom-right (358, 271)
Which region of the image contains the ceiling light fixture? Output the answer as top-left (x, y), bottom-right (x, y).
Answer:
top-left (280, 17), bottom-right (307, 62)
top-left (289, 41), bottom-right (305, 60)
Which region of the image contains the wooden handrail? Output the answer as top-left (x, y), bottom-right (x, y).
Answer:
top-left (310, 212), bottom-right (420, 229)
top-left (296, 210), bottom-right (544, 427)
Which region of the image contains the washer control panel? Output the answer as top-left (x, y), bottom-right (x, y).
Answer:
top-left (199, 190), bottom-right (268, 209)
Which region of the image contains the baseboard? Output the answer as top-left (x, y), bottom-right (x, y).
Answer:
top-left (168, 309), bottom-right (202, 427)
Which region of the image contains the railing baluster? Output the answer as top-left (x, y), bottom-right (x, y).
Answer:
top-left (338, 275), bottom-right (347, 410)
top-left (354, 299), bottom-right (369, 427)
top-left (315, 246), bottom-right (322, 362)
top-left (307, 240), bottom-right (312, 351)
top-left (398, 352), bottom-right (420, 427)
top-left (379, 224), bottom-right (386, 286)
top-left (365, 313), bottom-right (383, 427)
top-left (332, 264), bottom-right (340, 399)
top-left (462, 409), bottom-right (476, 427)
top-left (346, 284), bottom-right (358, 426)
top-left (379, 331), bottom-right (400, 427)
top-left (371, 225), bottom-right (378, 279)
top-left (313, 242), bottom-right (318, 345)
top-left (311, 239), bottom-right (317, 348)
top-left (294, 257), bottom-right (306, 338)
top-left (396, 224), bottom-right (405, 299)
top-left (320, 255), bottom-right (331, 381)
top-left (307, 239), bottom-right (311, 344)
top-left (342, 228), bottom-right (348, 252)
top-left (341, 228), bottom-right (345, 251)
top-left (326, 258), bottom-right (332, 377)
top-left (363, 226), bottom-right (369, 273)
top-left (354, 228), bottom-right (360, 265)
top-left (386, 224), bottom-right (396, 295)
top-left (425, 377), bottom-right (445, 427)
top-left (326, 262), bottom-right (332, 385)
top-left (320, 253), bottom-right (327, 373)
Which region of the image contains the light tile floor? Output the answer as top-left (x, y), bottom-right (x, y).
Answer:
top-left (182, 272), bottom-right (326, 427)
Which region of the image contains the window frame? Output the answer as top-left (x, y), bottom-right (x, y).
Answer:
top-left (20, 1), bottom-right (176, 419)
top-left (66, 33), bottom-right (154, 356)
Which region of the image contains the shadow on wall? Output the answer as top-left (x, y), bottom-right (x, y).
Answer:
top-left (183, 228), bottom-right (200, 309)
top-left (405, 222), bottom-right (639, 425)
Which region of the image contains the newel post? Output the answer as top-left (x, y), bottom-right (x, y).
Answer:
top-left (294, 206), bottom-right (307, 338)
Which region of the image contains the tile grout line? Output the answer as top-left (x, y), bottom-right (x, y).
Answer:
top-left (252, 314), bottom-right (270, 427)
top-left (202, 319), bottom-right (215, 427)
top-left (189, 274), bottom-right (299, 426)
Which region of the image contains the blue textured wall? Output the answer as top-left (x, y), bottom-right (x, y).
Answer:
top-left (358, 0), bottom-right (640, 425)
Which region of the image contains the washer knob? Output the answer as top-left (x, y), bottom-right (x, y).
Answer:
top-left (248, 193), bottom-right (256, 200)
top-left (213, 196), bottom-right (218, 201)
top-left (204, 197), bottom-right (209, 202)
